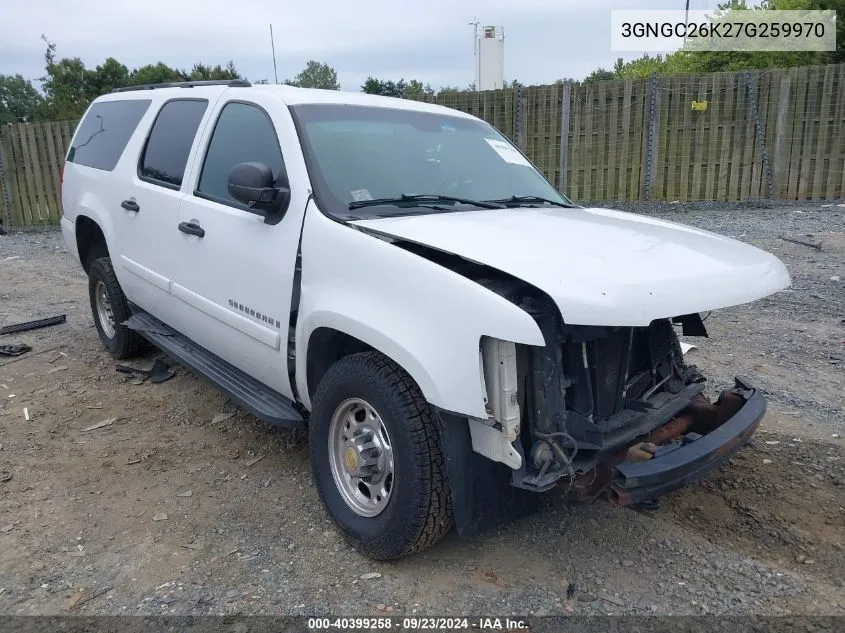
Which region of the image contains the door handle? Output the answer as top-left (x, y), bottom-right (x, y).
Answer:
top-left (178, 221), bottom-right (205, 238)
top-left (121, 199), bottom-right (140, 212)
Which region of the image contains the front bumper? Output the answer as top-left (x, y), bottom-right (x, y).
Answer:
top-left (609, 377), bottom-right (764, 506)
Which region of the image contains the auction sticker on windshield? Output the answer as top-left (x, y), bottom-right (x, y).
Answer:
top-left (485, 138), bottom-right (532, 167)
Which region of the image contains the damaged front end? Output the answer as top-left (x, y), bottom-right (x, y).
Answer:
top-left (380, 240), bottom-right (771, 536)
top-left (473, 291), bottom-right (765, 512)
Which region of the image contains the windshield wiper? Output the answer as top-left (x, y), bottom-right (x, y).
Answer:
top-left (349, 194), bottom-right (504, 210)
top-left (484, 195), bottom-right (576, 208)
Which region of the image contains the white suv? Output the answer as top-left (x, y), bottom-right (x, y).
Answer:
top-left (61, 79), bottom-right (791, 560)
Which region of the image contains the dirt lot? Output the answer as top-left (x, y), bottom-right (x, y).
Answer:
top-left (1, 203), bottom-right (843, 617)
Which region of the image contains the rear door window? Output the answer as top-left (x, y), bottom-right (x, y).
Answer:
top-left (139, 99), bottom-right (209, 189)
top-left (67, 99), bottom-right (151, 171)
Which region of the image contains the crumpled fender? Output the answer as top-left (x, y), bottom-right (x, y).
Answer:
top-left (295, 205), bottom-right (545, 418)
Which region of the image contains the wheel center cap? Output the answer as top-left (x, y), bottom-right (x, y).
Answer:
top-left (344, 446), bottom-right (360, 474)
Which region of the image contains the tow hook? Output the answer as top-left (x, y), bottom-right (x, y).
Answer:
top-left (626, 442), bottom-right (657, 462)
top-left (625, 443), bottom-right (662, 510)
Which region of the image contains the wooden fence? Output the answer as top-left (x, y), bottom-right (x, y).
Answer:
top-left (417, 63), bottom-right (845, 204)
top-left (1, 63), bottom-right (843, 228)
top-left (0, 120), bottom-right (76, 227)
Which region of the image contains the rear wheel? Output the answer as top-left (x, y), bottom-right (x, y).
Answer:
top-left (310, 351), bottom-right (453, 560)
top-left (87, 257), bottom-right (144, 359)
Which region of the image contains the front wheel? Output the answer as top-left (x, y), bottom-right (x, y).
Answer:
top-left (309, 352), bottom-right (453, 560)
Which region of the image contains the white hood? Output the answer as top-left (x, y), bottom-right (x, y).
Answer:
top-left (352, 207), bottom-right (791, 326)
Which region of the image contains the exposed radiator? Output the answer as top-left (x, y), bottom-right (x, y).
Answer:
top-left (592, 328), bottom-right (630, 419)
top-left (648, 319), bottom-right (675, 368)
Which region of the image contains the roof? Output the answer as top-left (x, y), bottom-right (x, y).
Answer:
top-left (251, 84), bottom-right (474, 118)
top-left (98, 82), bottom-right (475, 120)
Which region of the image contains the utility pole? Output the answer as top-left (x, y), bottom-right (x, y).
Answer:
top-left (683, 0), bottom-right (691, 48)
top-left (269, 24), bottom-right (279, 84)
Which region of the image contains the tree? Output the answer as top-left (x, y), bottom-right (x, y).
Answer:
top-left (0, 74), bottom-right (43, 123)
top-left (128, 62), bottom-right (188, 86)
top-left (361, 77), bottom-right (384, 94)
top-left (188, 61), bottom-right (241, 81)
top-left (88, 57), bottom-right (130, 95)
top-left (613, 54), bottom-right (666, 79)
top-left (284, 61), bottom-right (339, 90)
top-left (35, 37), bottom-right (249, 120)
top-left (382, 79), bottom-right (406, 97)
top-left (361, 77), bottom-right (433, 98)
top-left (613, 58), bottom-right (625, 76)
top-left (362, 78), bottom-right (405, 97)
top-left (590, 0), bottom-right (844, 80)
top-left (584, 68), bottom-right (617, 83)
top-left (40, 36), bottom-right (92, 119)
top-left (403, 79), bottom-right (434, 99)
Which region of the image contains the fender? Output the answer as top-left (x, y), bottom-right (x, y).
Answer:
top-left (74, 196), bottom-right (117, 246)
top-left (65, 191), bottom-right (117, 267)
top-left (295, 205), bottom-right (545, 418)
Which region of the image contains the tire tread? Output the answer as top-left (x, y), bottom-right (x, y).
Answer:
top-left (88, 257), bottom-right (144, 359)
top-left (311, 351), bottom-right (453, 559)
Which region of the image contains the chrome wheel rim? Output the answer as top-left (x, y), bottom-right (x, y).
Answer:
top-left (328, 398), bottom-right (395, 517)
top-left (94, 280), bottom-right (116, 339)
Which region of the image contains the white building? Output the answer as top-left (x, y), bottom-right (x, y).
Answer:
top-left (475, 25), bottom-right (504, 91)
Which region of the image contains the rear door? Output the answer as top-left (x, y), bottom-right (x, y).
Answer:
top-left (62, 97), bottom-right (152, 267)
top-left (171, 90), bottom-right (308, 397)
top-left (115, 97), bottom-right (214, 323)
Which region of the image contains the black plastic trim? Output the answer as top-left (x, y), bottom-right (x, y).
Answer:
top-left (436, 410), bottom-right (539, 536)
top-left (610, 377), bottom-right (764, 505)
top-left (599, 382), bottom-right (706, 453)
top-left (112, 79), bottom-right (251, 93)
top-left (0, 314), bottom-right (66, 336)
top-left (124, 305), bottom-right (304, 428)
top-left (285, 193), bottom-right (314, 403)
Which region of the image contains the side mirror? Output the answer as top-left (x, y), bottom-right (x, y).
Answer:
top-left (227, 162), bottom-right (290, 221)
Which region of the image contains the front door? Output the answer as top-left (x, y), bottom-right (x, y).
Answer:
top-left (171, 92), bottom-right (307, 398)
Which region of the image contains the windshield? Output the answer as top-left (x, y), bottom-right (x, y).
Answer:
top-left (291, 104), bottom-right (573, 219)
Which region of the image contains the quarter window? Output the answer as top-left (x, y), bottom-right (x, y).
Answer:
top-left (67, 99), bottom-right (151, 171)
top-left (197, 102), bottom-right (285, 207)
top-left (139, 99), bottom-right (208, 188)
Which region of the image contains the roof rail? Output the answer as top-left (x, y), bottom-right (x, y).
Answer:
top-left (112, 79), bottom-right (251, 93)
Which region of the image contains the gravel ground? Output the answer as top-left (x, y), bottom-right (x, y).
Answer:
top-left (639, 200), bottom-right (845, 430)
top-left (0, 202), bottom-right (843, 617)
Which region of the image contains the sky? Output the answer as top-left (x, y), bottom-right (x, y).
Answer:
top-left (1, 0), bottom-right (725, 92)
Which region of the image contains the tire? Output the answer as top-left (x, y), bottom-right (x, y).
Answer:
top-left (310, 351), bottom-right (453, 560)
top-left (87, 257), bottom-right (144, 359)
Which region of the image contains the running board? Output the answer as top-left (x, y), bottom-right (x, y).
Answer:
top-left (123, 309), bottom-right (304, 428)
